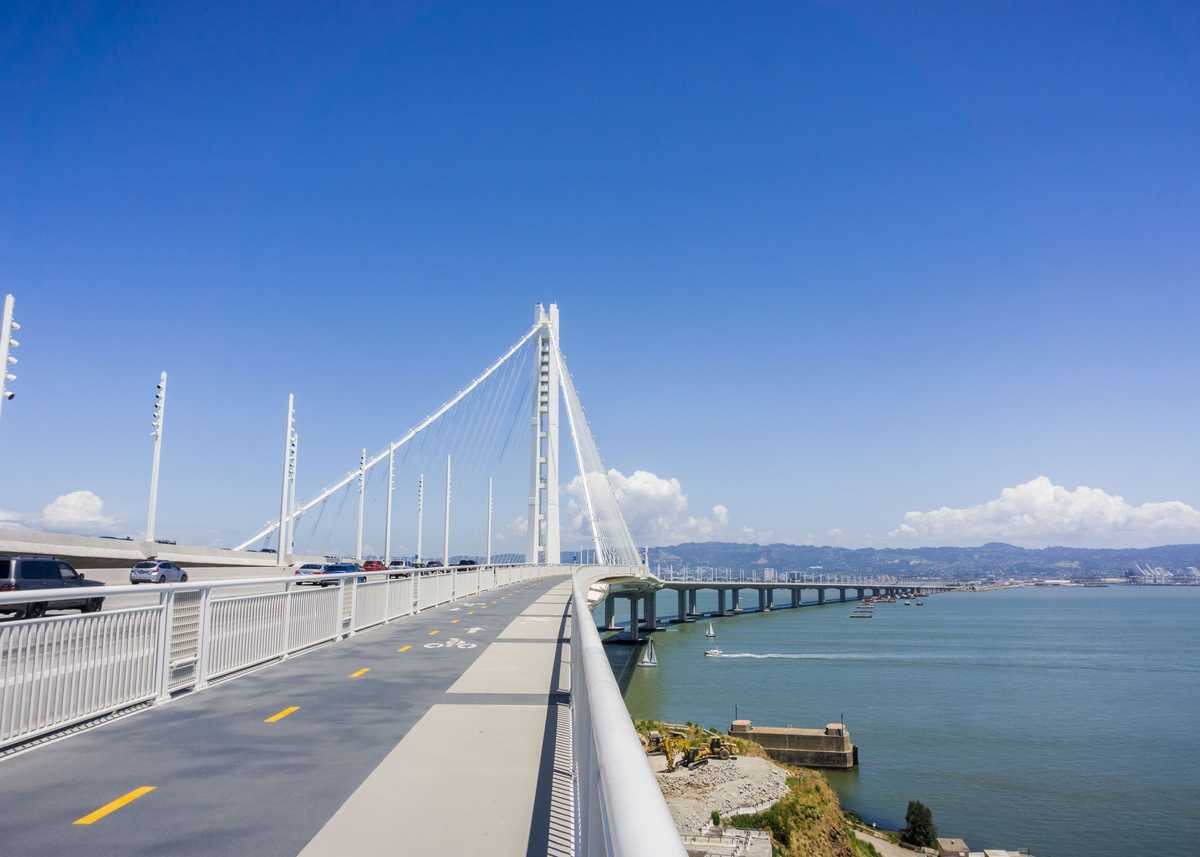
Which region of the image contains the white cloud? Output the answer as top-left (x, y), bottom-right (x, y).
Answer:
top-left (0, 508), bottom-right (31, 528)
top-left (40, 491), bottom-right (117, 530)
top-left (889, 476), bottom-right (1200, 547)
top-left (563, 468), bottom-right (755, 546)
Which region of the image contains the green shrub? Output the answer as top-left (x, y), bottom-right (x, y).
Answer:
top-left (899, 800), bottom-right (937, 848)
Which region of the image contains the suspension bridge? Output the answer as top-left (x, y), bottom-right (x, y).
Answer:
top-left (0, 303), bottom-right (918, 857)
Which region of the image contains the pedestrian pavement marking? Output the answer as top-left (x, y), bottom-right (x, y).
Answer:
top-left (73, 787), bottom-right (156, 825)
top-left (397, 644), bottom-right (413, 653)
top-left (264, 706), bottom-right (299, 723)
top-left (350, 667), bottom-right (370, 679)
top-left (429, 628), bottom-right (440, 636)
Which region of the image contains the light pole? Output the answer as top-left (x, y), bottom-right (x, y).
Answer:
top-left (415, 473), bottom-right (424, 564)
top-left (276, 394), bottom-right (294, 566)
top-left (383, 443), bottom-right (395, 565)
top-left (355, 448), bottom-right (366, 562)
top-left (486, 476), bottom-right (493, 565)
top-left (442, 454), bottom-right (452, 567)
top-left (288, 431), bottom-right (299, 557)
top-left (0, 294), bottom-right (21, 420)
top-left (146, 371), bottom-right (168, 544)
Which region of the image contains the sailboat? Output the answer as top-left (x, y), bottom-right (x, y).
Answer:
top-left (705, 622), bottom-right (716, 639)
top-left (637, 638), bottom-right (658, 668)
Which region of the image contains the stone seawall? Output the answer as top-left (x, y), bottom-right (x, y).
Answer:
top-left (729, 719), bottom-right (858, 769)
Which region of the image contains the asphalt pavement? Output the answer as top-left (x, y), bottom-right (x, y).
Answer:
top-left (0, 573), bottom-right (571, 857)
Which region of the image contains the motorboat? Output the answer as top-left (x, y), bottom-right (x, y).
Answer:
top-left (704, 648), bottom-right (722, 657)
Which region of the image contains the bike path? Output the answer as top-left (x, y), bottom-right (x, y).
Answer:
top-left (0, 574), bottom-right (571, 857)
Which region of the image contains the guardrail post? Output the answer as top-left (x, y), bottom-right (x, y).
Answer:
top-left (195, 587), bottom-right (213, 691)
top-left (281, 580), bottom-right (293, 658)
top-left (476, 566), bottom-right (481, 595)
top-left (348, 576), bottom-right (358, 637)
top-left (154, 589), bottom-right (176, 704)
top-left (335, 577), bottom-right (347, 640)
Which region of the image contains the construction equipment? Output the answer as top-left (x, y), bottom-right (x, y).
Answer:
top-left (646, 730), bottom-right (679, 772)
top-left (681, 736), bottom-right (733, 769)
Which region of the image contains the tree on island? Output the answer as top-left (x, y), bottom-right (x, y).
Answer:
top-left (900, 800), bottom-right (937, 848)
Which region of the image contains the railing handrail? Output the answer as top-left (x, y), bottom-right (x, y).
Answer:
top-left (571, 567), bottom-right (686, 857)
top-left (0, 563), bottom-right (527, 606)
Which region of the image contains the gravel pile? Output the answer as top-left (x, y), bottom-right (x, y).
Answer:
top-left (656, 756), bottom-right (790, 834)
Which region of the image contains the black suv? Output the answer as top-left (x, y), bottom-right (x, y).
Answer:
top-left (0, 557), bottom-right (106, 620)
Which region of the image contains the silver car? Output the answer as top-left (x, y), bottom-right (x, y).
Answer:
top-left (130, 560), bottom-right (188, 584)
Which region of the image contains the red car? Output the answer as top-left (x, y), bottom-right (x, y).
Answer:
top-left (362, 560), bottom-right (386, 573)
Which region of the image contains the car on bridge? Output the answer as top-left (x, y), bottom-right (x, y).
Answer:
top-left (387, 560), bottom-right (413, 579)
top-left (129, 560), bottom-right (188, 584)
top-left (0, 556), bottom-right (105, 619)
top-left (295, 562), bottom-right (367, 586)
top-left (362, 560), bottom-right (386, 573)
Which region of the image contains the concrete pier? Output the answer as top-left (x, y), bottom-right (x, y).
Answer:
top-left (730, 719), bottom-right (857, 769)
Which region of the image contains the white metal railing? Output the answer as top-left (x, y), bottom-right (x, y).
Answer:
top-left (0, 563), bottom-right (540, 751)
top-left (570, 567), bottom-right (686, 857)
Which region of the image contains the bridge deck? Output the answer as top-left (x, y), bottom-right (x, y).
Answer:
top-left (0, 574), bottom-right (573, 857)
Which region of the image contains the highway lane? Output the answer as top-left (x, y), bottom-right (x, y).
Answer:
top-left (0, 573), bottom-right (570, 857)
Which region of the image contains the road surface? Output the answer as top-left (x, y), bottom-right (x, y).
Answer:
top-left (0, 573), bottom-right (574, 856)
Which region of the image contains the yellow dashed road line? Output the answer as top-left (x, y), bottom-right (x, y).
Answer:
top-left (349, 667), bottom-right (370, 679)
top-left (429, 629), bottom-right (440, 636)
top-left (264, 706), bottom-right (299, 723)
top-left (74, 787), bottom-right (156, 825)
top-left (397, 644), bottom-right (413, 653)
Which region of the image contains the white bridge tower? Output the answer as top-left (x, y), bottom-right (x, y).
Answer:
top-left (528, 303), bottom-right (560, 564)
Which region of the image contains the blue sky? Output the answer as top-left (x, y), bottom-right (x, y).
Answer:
top-left (3, 2), bottom-right (1199, 551)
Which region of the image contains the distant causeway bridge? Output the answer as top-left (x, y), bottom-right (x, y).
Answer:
top-left (602, 568), bottom-right (957, 638)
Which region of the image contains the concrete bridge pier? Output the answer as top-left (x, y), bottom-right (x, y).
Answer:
top-left (791, 589), bottom-right (800, 609)
top-left (758, 590), bottom-right (767, 612)
top-left (853, 588), bottom-right (862, 600)
top-left (838, 588), bottom-right (846, 602)
top-left (818, 589), bottom-right (825, 605)
top-left (603, 594), bottom-right (617, 630)
top-left (732, 588), bottom-right (742, 612)
top-left (643, 593), bottom-right (657, 630)
top-left (687, 589), bottom-right (698, 620)
top-left (676, 589), bottom-right (687, 622)
top-left (628, 595), bottom-right (640, 642)
top-left (718, 589), bottom-right (727, 615)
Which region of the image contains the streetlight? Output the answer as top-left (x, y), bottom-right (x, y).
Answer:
top-left (277, 394), bottom-right (295, 566)
top-left (146, 372), bottom-right (167, 543)
top-left (0, 294), bottom-right (21, 420)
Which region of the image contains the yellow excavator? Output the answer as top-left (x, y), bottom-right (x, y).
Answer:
top-left (646, 730), bottom-right (681, 773)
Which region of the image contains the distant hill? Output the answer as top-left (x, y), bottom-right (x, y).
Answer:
top-left (646, 541), bottom-right (1200, 580)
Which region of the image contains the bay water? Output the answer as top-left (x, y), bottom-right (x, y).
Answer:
top-left (609, 585), bottom-right (1199, 857)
